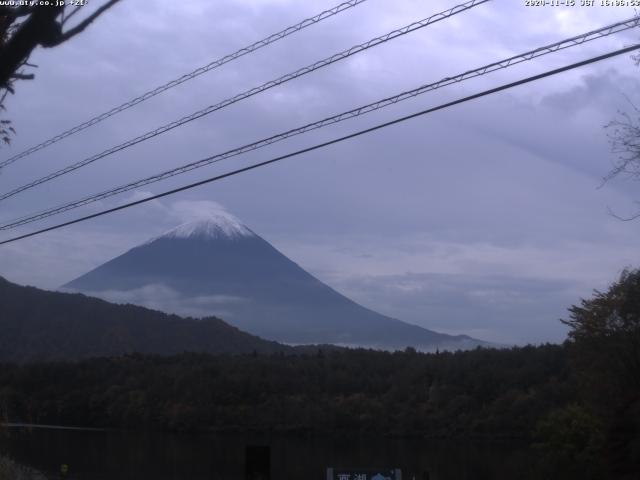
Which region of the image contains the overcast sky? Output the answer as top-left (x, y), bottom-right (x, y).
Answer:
top-left (1, 0), bottom-right (640, 344)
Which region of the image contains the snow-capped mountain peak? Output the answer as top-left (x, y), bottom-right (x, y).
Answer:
top-left (156, 212), bottom-right (254, 241)
top-left (65, 205), bottom-right (487, 351)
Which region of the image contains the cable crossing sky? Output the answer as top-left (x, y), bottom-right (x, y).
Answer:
top-left (0, 0), bottom-right (370, 170)
top-left (1, 15), bottom-right (637, 231)
top-left (1, 43), bottom-right (638, 246)
top-left (0, 0), bottom-right (490, 203)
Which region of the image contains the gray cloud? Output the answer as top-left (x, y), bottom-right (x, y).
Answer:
top-left (326, 271), bottom-right (575, 345)
top-left (66, 283), bottom-right (251, 321)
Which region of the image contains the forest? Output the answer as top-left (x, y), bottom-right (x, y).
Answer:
top-left (0, 271), bottom-right (639, 479)
top-left (0, 344), bottom-right (571, 436)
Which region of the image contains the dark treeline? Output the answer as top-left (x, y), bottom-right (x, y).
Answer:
top-left (0, 345), bottom-right (572, 436)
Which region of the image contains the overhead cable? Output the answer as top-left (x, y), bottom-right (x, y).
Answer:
top-left (0, 0), bottom-right (370, 169)
top-left (1, 43), bottom-right (637, 246)
top-left (0, 0), bottom-right (490, 202)
top-left (2, 15), bottom-right (637, 230)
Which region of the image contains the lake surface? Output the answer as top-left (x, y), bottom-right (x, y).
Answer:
top-left (0, 425), bottom-right (541, 480)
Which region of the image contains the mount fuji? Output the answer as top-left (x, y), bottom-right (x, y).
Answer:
top-left (63, 210), bottom-right (484, 351)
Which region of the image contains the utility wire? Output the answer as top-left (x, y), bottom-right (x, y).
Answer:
top-left (0, 0), bottom-right (490, 203)
top-left (2, 16), bottom-right (638, 230)
top-left (0, 0), bottom-right (370, 170)
top-left (1, 44), bottom-right (637, 246)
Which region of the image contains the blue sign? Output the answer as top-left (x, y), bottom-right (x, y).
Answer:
top-left (326, 468), bottom-right (402, 480)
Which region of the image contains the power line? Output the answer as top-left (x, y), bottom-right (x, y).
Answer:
top-left (0, 0), bottom-right (370, 170)
top-left (0, 0), bottom-right (490, 203)
top-left (1, 43), bottom-right (637, 246)
top-left (3, 15), bottom-right (638, 231)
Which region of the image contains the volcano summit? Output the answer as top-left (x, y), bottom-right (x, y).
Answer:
top-left (64, 210), bottom-right (484, 351)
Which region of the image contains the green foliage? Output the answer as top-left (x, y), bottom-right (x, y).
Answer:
top-left (563, 268), bottom-right (640, 404)
top-left (0, 345), bottom-right (574, 437)
top-left (533, 404), bottom-right (604, 478)
top-left (562, 269), bottom-right (640, 478)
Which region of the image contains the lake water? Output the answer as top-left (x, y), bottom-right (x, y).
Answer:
top-left (0, 425), bottom-right (541, 480)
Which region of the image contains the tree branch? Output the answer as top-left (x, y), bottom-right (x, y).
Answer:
top-left (0, 6), bottom-right (36, 19)
top-left (0, 6), bottom-right (63, 86)
top-left (61, 6), bottom-right (83, 27)
top-left (607, 205), bottom-right (640, 222)
top-left (10, 72), bottom-right (34, 80)
top-left (53, 0), bottom-right (122, 46)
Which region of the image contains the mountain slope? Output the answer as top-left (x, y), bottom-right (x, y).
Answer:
top-left (0, 276), bottom-right (289, 362)
top-left (64, 211), bottom-right (484, 351)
